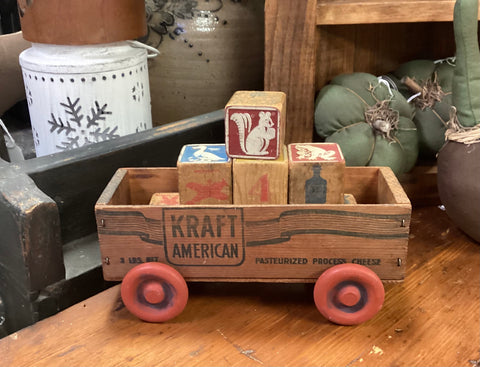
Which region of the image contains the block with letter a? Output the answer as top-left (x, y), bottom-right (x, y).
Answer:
top-left (177, 144), bottom-right (232, 205)
top-left (288, 143), bottom-right (345, 204)
top-left (225, 91), bottom-right (286, 160)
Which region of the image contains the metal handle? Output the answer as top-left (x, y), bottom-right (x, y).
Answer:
top-left (127, 40), bottom-right (160, 59)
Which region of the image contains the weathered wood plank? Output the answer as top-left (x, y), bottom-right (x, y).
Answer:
top-left (264, 0), bottom-right (316, 143)
top-left (0, 161), bottom-right (64, 333)
top-left (316, 0), bottom-right (480, 25)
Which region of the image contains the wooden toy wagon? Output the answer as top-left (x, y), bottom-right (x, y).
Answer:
top-left (95, 165), bottom-right (411, 325)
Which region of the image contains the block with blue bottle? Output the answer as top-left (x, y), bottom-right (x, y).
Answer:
top-left (288, 143), bottom-right (345, 204)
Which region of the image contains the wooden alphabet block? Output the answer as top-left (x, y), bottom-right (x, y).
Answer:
top-left (233, 145), bottom-right (288, 204)
top-left (225, 90), bottom-right (286, 160)
top-left (177, 144), bottom-right (232, 205)
top-left (288, 143), bottom-right (345, 204)
top-left (343, 193), bottom-right (357, 204)
top-left (149, 193), bottom-right (180, 205)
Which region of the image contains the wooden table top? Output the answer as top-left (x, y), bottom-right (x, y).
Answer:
top-left (1, 206), bottom-right (479, 367)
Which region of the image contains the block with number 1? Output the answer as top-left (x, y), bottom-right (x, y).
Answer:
top-left (233, 145), bottom-right (288, 204)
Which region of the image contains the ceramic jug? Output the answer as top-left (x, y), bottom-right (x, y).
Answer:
top-left (142, 0), bottom-right (265, 126)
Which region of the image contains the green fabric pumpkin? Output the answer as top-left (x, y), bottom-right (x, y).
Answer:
top-left (314, 72), bottom-right (418, 176)
top-left (387, 59), bottom-right (455, 158)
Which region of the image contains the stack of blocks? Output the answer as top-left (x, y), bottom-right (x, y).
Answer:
top-left (167, 91), bottom-right (346, 206)
top-left (226, 91), bottom-right (288, 204)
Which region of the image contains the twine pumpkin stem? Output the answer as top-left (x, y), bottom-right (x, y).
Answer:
top-left (402, 74), bottom-right (445, 110)
top-left (364, 99), bottom-right (399, 141)
top-left (445, 106), bottom-right (480, 144)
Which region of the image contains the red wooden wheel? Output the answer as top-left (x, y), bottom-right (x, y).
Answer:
top-left (313, 263), bottom-right (385, 325)
top-left (121, 262), bottom-right (188, 322)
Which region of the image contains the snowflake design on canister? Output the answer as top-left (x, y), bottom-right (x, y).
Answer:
top-left (48, 97), bottom-right (120, 151)
top-left (26, 86), bottom-right (33, 106)
top-left (132, 82), bottom-right (145, 102)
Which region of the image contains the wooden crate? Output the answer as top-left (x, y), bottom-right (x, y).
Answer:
top-left (95, 166), bottom-right (411, 283)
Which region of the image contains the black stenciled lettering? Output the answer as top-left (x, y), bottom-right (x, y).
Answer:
top-left (194, 243), bottom-right (201, 258)
top-left (227, 215), bottom-right (237, 237)
top-left (172, 244), bottom-right (181, 258)
top-left (171, 215), bottom-right (184, 237)
top-left (351, 258), bottom-right (381, 265)
top-left (230, 243), bottom-right (238, 258)
top-left (254, 257), bottom-right (308, 265)
top-left (201, 243), bottom-right (209, 257)
top-left (171, 243), bottom-right (239, 259)
top-left (186, 215), bottom-right (199, 237)
top-left (312, 257), bottom-right (347, 265)
top-left (216, 215), bottom-right (226, 237)
top-left (201, 215), bottom-right (215, 237)
top-left (182, 244), bottom-right (192, 258)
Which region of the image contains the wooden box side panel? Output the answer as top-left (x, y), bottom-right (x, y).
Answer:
top-left (344, 167), bottom-right (410, 206)
top-left (95, 167), bottom-right (178, 208)
top-left (344, 167), bottom-right (378, 203)
top-left (377, 167), bottom-right (411, 205)
top-left (265, 0), bottom-right (316, 144)
top-left (97, 203), bottom-right (409, 282)
top-left (96, 168), bottom-right (130, 205)
top-left (128, 167), bottom-right (178, 205)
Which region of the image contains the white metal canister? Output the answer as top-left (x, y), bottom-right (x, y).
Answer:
top-left (19, 41), bottom-right (156, 156)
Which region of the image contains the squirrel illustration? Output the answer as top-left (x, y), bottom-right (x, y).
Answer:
top-left (230, 111), bottom-right (276, 155)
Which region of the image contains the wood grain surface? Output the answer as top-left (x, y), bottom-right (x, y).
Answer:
top-left (264, 0), bottom-right (316, 144)
top-left (233, 146), bottom-right (288, 204)
top-left (316, 0), bottom-right (480, 25)
top-left (1, 206), bottom-right (479, 367)
top-left (315, 22), bottom-right (457, 91)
